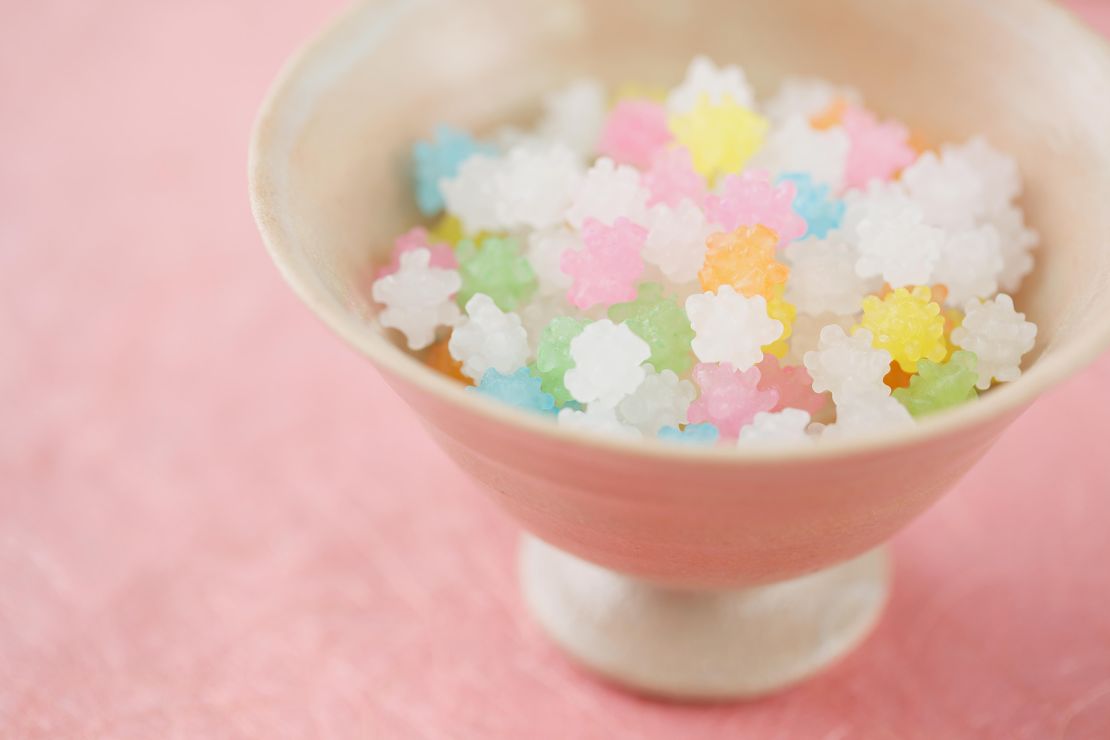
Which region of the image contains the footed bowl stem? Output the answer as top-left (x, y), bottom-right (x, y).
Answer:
top-left (519, 536), bottom-right (890, 700)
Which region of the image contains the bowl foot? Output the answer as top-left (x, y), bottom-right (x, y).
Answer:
top-left (519, 536), bottom-right (890, 700)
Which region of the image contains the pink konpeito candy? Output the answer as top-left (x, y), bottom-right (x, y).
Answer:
top-left (561, 217), bottom-right (647, 309)
top-left (597, 100), bottom-right (672, 169)
top-left (686, 362), bottom-right (779, 438)
top-left (841, 106), bottom-right (916, 189)
top-left (377, 227), bottom-right (457, 278)
top-left (704, 170), bottom-right (806, 246)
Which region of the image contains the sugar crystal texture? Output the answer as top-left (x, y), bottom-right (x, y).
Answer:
top-left (687, 363), bottom-right (778, 438)
top-left (412, 124), bottom-right (494, 215)
top-left (666, 56), bottom-right (756, 113)
top-left (564, 319), bottom-right (651, 409)
top-left (608, 282), bottom-right (695, 374)
top-left (853, 189), bottom-right (943, 287)
top-left (565, 157), bottom-right (651, 228)
top-left (440, 154), bottom-right (504, 234)
top-left (705, 171), bottom-right (806, 245)
top-left (642, 200), bottom-right (716, 285)
top-left (616, 365), bottom-right (697, 435)
top-left (737, 409), bottom-right (814, 447)
top-left (456, 236), bottom-right (537, 311)
top-left (932, 224), bottom-right (1004, 306)
top-left (686, 286), bottom-right (783, 370)
top-left (562, 217), bottom-right (647, 309)
top-left (493, 144), bottom-right (584, 230)
top-left (699, 226), bottom-right (790, 300)
top-left (658, 422), bottom-right (720, 445)
top-left (858, 286), bottom-right (946, 372)
top-left (534, 316), bottom-right (590, 406)
top-left (951, 294), bottom-right (1036, 389)
top-left (669, 94), bottom-right (768, 181)
top-left (448, 293), bottom-right (529, 381)
top-left (784, 236), bottom-right (880, 316)
top-left (386, 62), bottom-right (1041, 445)
top-left (901, 148), bottom-right (988, 231)
top-left (803, 325), bottom-right (892, 402)
top-left (893, 350), bottom-right (979, 417)
top-left (841, 106), bottom-right (916, 188)
top-left (371, 249), bottom-right (461, 350)
top-left (597, 99), bottom-right (672, 168)
top-left (642, 147), bottom-right (708, 208)
top-left (947, 136), bottom-right (1021, 215)
top-left (471, 367), bottom-right (557, 415)
top-left (824, 389), bottom-right (914, 439)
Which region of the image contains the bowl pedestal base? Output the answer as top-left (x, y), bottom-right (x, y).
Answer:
top-left (519, 536), bottom-right (890, 700)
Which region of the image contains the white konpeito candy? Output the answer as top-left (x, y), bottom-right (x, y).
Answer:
top-left (988, 204), bottom-right (1039, 294)
top-left (685, 286), bottom-right (784, 370)
top-left (737, 409), bottom-right (814, 447)
top-left (440, 154), bottom-right (503, 234)
top-left (951, 294), bottom-right (1037, 390)
top-left (448, 293), bottom-right (529, 381)
top-left (565, 157), bottom-right (650, 228)
top-left (932, 225), bottom-right (1004, 306)
top-left (565, 319), bottom-right (651, 409)
top-left (803, 325), bottom-right (892, 402)
top-left (823, 390), bottom-right (914, 440)
top-left (616, 365), bottom-right (697, 435)
top-left (666, 55), bottom-right (756, 113)
top-left (371, 248), bottom-right (461, 350)
top-left (748, 115), bottom-right (849, 189)
top-left (641, 199), bottom-right (717, 284)
top-left (853, 191), bottom-right (943, 287)
top-left (784, 313), bottom-right (857, 366)
top-left (493, 144), bottom-right (584, 230)
top-left (784, 236), bottom-right (881, 316)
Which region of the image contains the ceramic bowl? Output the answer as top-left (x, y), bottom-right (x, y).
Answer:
top-left (250, 0), bottom-right (1110, 699)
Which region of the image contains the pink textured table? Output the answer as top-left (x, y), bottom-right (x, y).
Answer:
top-left (4, 3), bottom-right (1110, 737)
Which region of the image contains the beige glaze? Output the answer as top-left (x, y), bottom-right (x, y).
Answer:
top-left (250, 0), bottom-right (1110, 592)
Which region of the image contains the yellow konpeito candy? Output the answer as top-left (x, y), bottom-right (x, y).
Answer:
top-left (762, 285), bottom-right (796, 360)
top-left (668, 94), bottom-right (768, 181)
top-left (857, 286), bottom-right (947, 372)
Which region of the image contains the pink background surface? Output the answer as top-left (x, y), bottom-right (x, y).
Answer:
top-left (4, 2), bottom-right (1110, 738)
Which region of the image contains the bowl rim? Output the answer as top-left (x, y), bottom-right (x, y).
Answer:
top-left (248, 0), bottom-right (1110, 465)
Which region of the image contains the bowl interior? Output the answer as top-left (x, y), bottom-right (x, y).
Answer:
top-left (254, 0), bottom-right (1110, 436)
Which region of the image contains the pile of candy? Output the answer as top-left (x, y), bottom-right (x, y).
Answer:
top-left (371, 57), bottom-right (1039, 446)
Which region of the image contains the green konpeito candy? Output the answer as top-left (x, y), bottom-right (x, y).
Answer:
top-left (534, 316), bottom-right (590, 406)
top-left (607, 282), bottom-right (695, 374)
top-left (893, 350), bottom-right (979, 417)
top-left (456, 235), bottom-right (537, 311)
